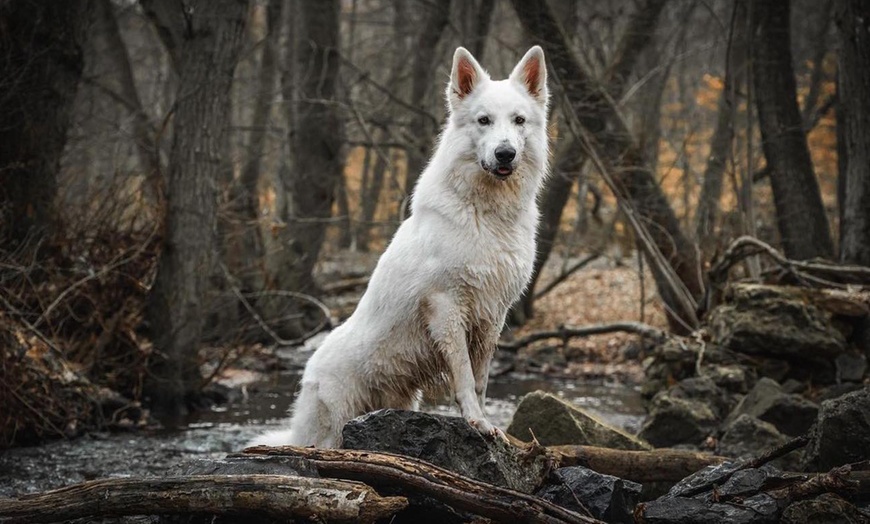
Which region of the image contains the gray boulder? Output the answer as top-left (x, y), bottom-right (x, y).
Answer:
top-left (835, 352), bottom-right (868, 383)
top-left (639, 494), bottom-right (780, 524)
top-left (342, 409), bottom-right (548, 493)
top-left (506, 391), bottom-right (650, 450)
top-left (536, 466), bottom-right (641, 524)
top-left (725, 377), bottom-right (818, 437)
top-left (709, 284), bottom-right (847, 360)
top-left (719, 414), bottom-right (800, 470)
top-left (638, 393), bottom-right (718, 448)
top-left (668, 376), bottom-right (734, 418)
top-left (803, 387), bottom-right (870, 471)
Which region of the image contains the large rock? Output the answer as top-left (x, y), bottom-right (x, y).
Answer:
top-left (638, 392), bottom-right (718, 448)
top-left (667, 376), bottom-right (734, 419)
top-left (342, 409), bottom-right (548, 493)
top-left (719, 415), bottom-right (799, 470)
top-left (781, 494), bottom-right (868, 524)
top-left (803, 387), bottom-right (870, 471)
top-left (709, 284), bottom-right (847, 361)
top-left (536, 466), bottom-right (640, 524)
top-left (506, 391), bottom-right (650, 450)
top-left (639, 494), bottom-right (779, 524)
top-left (724, 378), bottom-right (818, 437)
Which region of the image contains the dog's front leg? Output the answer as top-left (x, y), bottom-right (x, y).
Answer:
top-left (475, 356), bottom-right (491, 411)
top-left (426, 293), bottom-right (504, 439)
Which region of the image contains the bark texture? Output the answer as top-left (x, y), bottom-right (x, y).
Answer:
top-left (515, 0), bottom-right (668, 322)
top-left (511, 0), bottom-right (703, 332)
top-left (751, 0), bottom-right (834, 260)
top-left (0, 0), bottom-right (88, 246)
top-left (269, 0), bottom-right (342, 294)
top-left (695, 0), bottom-right (748, 250)
top-left (146, 0), bottom-right (247, 415)
top-left (0, 475), bottom-right (407, 524)
top-left (836, 0), bottom-right (870, 266)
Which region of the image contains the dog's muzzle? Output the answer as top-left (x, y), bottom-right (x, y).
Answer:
top-left (483, 145), bottom-right (517, 180)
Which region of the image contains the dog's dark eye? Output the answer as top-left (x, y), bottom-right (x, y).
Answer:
top-left (514, 116), bottom-right (526, 125)
top-left (477, 116), bottom-right (491, 125)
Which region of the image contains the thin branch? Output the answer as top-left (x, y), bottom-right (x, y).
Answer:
top-left (498, 321), bottom-right (669, 352)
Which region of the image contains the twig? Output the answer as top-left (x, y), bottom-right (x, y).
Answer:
top-left (220, 265), bottom-right (332, 347)
top-left (498, 321), bottom-right (669, 352)
top-left (710, 236), bottom-right (870, 289)
top-left (534, 253), bottom-right (602, 300)
top-left (34, 227), bottom-right (158, 329)
top-left (679, 435), bottom-right (810, 498)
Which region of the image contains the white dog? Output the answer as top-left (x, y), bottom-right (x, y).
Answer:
top-left (250, 46), bottom-right (550, 448)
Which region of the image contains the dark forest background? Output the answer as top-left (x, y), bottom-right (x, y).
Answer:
top-left (1, 0), bottom-right (868, 428)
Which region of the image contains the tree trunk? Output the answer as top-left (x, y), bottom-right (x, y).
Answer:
top-left (514, 0), bottom-right (668, 323)
top-left (751, 0), bottom-right (834, 261)
top-left (260, 0), bottom-right (342, 337)
top-left (283, 0), bottom-right (342, 292)
top-left (836, 0), bottom-right (870, 266)
top-left (403, 0), bottom-right (453, 199)
top-left (145, 0), bottom-right (248, 417)
top-left (510, 0), bottom-right (702, 332)
top-left (92, 0), bottom-right (162, 188)
top-left (695, 0), bottom-right (748, 252)
top-left (228, 0), bottom-right (284, 294)
top-left (0, 0), bottom-right (87, 247)
top-left (801, 0), bottom-right (834, 127)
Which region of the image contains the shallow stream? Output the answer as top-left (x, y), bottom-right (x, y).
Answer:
top-left (0, 364), bottom-right (645, 498)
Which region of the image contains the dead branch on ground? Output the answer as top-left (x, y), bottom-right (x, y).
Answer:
top-left (709, 236), bottom-right (870, 289)
top-left (550, 445), bottom-right (728, 483)
top-left (499, 321), bottom-right (669, 352)
top-left (240, 445), bottom-right (603, 524)
top-left (0, 474), bottom-right (406, 524)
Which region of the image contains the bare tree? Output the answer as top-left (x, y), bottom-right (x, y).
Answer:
top-left (695, 0), bottom-right (748, 253)
top-left (228, 0), bottom-right (285, 293)
top-left (261, 0), bottom-right (343, 337)
top-left (403, 0), bottom-right (453, 199)
top-left (0, 1), bottom-right (88, 247)
top-left (751, 0), bottom-right (834, 260)
top-left (836, 0), bottom-right (870, 266)
top-left (91, 0), bottom-right (162, 185)
top-left (514, 0), bottom-right (669, 322)
top-left (145, 0), bottom-right (248, 416)
top-left (512, 0), bottom-right (702, 332)
top-left (355, 1), bottom-right (411, 252)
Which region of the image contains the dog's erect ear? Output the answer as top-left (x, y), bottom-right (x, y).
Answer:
top-left (448, 47), bottom-right (487, 108)
top-left (510, 46), bottom-right (548, 103)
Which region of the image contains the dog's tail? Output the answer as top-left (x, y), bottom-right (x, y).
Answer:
top-left (244, 428), bottom-right (297, 448)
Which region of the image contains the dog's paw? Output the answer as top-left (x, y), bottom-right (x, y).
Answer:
top-left (468, 418), bottom-right (508, 442)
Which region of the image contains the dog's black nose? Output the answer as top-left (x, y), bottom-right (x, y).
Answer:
top-left (495, 146), bottom-right (516, 164)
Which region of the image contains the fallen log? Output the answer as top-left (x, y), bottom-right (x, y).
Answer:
top-left (241, 445), bottom-right (603, 524)
top-left (550, 445), bottom-right (728, 483)
top-left (0, 474), bottom-right (407, 524)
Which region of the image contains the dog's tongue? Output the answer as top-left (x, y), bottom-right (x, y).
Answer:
top-left (497, 166), bottom-right (511, 176)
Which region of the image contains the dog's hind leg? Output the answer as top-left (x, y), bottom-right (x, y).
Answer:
top-left (425, 293), bottom-right (503, 439)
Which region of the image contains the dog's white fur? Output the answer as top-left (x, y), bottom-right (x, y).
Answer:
top-left (250, 46), bottom-right (550, 448)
